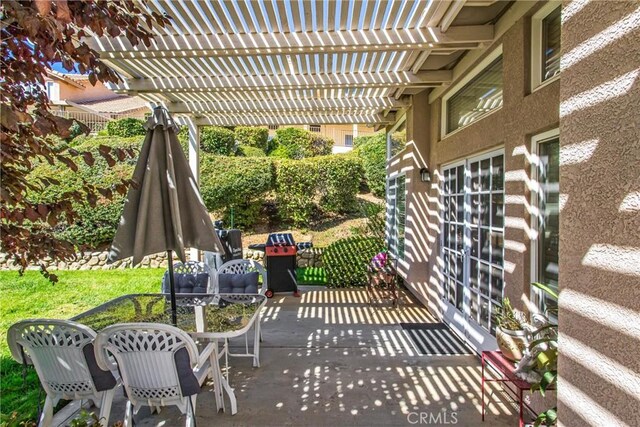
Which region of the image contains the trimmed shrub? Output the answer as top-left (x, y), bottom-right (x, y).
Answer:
top-left (353, 132), bottom-right (386, 198)
top-left (234, 126), bottom-right (268, 151)
top-left (323, 236), bottom-right (386, 287)
top-left (271, 127), bottom-right (335, 159)
top-left (200, 155), bottom-right (274, 228)
top-left (201, 126), bottom-right (235, 155)
top-left (271, 127), bottom-right (309, 159)
top-left (236, 144), bottom-right (266, 157)
top-left (275, 159), bottom-right (319, 226)
top-left (105, 117), bottom-right (146, 137)
top-left (309, 134), bottom-right (334, 156)
top-left (316, 155), bottom-right (363, 213)
top-left (27, 144), bottom-right (136, 248)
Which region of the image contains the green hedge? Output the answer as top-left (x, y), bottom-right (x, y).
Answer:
top-left (270, 127), bottom-right (334, 159)
top-left (354, 132), bottom-right (386, 198)
top-left (105, 118), bottom-right (146, 137)
top-left (275, 159), bottom-right (319, 226)
top-left (28, 138), bottom-right (138, 248)
top-left (237, 144), bottom-right (266, 157)
top-left (323, 236), bottom-right (386, 287)
top-left (317, 155), bottom-right (363, 213)
top-left (201, 126), bottom-right (235, 155)
top-left (200, 155), bottom-right (274, 228)
top-left (235, 126), bottom-right (268, 151)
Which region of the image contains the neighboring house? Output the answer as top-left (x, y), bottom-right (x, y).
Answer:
top-left (266, 124), bottom-right (375, 153)
top-left (44, 70), bottom-right (149, 132)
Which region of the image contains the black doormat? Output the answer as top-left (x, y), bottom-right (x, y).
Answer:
top-left (400, 323), bottom-right (473, 355)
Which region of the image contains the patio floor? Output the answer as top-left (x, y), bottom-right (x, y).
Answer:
top-left (61, 286), bottom-right (520, 426)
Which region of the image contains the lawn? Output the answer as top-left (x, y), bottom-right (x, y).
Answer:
top-left (0, 269), bottom-right (164, 427)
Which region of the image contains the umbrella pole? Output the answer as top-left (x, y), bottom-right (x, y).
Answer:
top-left (167, 250), bottom-right (177, 326)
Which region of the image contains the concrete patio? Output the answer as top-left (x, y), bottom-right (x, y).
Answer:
top-left (58, 286), bottom-right (521, 426)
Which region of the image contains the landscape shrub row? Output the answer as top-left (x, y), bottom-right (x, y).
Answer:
top-left (323, 236), bottom-right (386, 287)
top-left (353, 132), bottom-right (386, 198)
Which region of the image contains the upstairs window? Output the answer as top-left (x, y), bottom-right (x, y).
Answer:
top-left (268, 125), bottom-right (279, 130)
top-left (532, 3), bottom-right (562, 90)
top-left (344, 134), bottom-right (353, 147)
top-left (309, 124), bottom-right (321, 133)
top-left (445, 54), bottom-right (503, 135)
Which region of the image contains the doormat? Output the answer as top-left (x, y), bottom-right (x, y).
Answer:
top-left (400, 323), bottom-right (473, 355)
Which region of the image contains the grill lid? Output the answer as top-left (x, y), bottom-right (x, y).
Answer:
top-left (266, 233), bottom-right (295, 247)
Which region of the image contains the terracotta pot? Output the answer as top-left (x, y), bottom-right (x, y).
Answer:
top-left (496, 326), bottom-right (529, 362)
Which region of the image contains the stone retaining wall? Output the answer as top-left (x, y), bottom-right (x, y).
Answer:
top-left (243, 247), bottom-right (323, 268)
top-left (0, 247), bottom-right (324, 271)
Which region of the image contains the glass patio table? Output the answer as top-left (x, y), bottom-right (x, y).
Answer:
top-left (72, 293), bottom-right (267, 415)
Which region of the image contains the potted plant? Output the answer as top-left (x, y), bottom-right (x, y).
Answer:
top-left (495, 297), bottom-right (529, 361)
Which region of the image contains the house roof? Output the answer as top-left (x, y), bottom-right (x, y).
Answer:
top-left (86, 0), bottom-right (509, 127)
top-left (75, 96), bottom-right (149, 114)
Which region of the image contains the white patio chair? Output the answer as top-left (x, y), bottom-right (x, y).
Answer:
top-left (94, 323), bottom-right (220, 427)
top-left (7, 319), bottom-right (118, 427)
top-left (215, 259), bottom-right (267, 369)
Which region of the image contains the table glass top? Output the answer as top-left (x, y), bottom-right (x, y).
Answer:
top-left (72, 293), bottom-right (266, 335)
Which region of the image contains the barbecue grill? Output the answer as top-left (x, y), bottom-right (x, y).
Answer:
top-left (249, 233), bottom-right (311, 298)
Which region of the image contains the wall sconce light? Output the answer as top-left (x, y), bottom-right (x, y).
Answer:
top-left (420, 167), bottom-right (431, 183)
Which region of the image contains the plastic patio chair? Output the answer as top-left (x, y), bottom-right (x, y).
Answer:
top-left (7, 319), bottom-right (118, 427)
top-left (215, 259), bottom-right (267, 369)
top-left (94, 323), bottom-right (219, 427)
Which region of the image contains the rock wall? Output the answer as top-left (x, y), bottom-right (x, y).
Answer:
top-left (0, 247), bottom-right (324, 271)
top-left (243, 247), bottom-right (324, 268)
top-left (0, 251), bottom-right (170, 271)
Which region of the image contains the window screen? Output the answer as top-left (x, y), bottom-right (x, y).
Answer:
top-left (309, 125), bottom-right (321, 133)
top-left (446, 56), bottom-right (503, 134)
top-left (542, 7), bottom-right (561, 81)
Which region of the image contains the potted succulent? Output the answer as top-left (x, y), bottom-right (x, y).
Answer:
top-left (495, 298), bottom-right (529, 361)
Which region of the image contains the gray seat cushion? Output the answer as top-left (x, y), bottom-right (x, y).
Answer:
top-left (174, 347), bottom-right (200, 396)
top-left (162, 272), bottom-right (209, 294)
top-left (218, 272), bottom-right (259, 294)
top-left (82, 343), bottom-right (117, 392)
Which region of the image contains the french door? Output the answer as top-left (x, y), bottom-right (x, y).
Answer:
top-left (441, 150), bottom-right (505, 353)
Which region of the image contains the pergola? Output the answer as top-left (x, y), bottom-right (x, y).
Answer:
top-left (89, 1), bottom-right (506, 130)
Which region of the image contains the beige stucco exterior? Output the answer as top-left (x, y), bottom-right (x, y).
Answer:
top-left (266, 123), bottom-right (376, 153)
top-left (388, 0), bottom-right (639, 424)
top-left (558, 1), bottom-right (640, 425)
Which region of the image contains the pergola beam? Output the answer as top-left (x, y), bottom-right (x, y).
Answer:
top-left (109, 70), bottom-right (452, 93)
top-left (181, 113), bottom-right (396, 127)
top-left (92, 26), bottom-right (494, 59)
top-left (160, 97), bottom-right (409, 114)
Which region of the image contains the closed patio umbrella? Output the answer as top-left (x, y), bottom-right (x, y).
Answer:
top-left (107, 107), bottom-right (223, 324)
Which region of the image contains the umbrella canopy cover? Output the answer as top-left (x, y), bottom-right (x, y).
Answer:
top-left (108, 108), bottom-right (223, 265)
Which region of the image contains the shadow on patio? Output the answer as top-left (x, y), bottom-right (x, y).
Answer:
top-left (62, 287), bottom-right (519, 426)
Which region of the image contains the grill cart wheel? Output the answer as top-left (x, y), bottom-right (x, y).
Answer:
top-left (265, 289), bottom-right (274, 298)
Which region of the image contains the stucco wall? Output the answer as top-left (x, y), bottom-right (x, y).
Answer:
top-left (558, 1), bottom-right (640, 425)
top-left (389, 2), bottom-right (561, 321)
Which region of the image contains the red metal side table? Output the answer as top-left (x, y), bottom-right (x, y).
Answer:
top-left (482, 350), bottom-right (536, 427)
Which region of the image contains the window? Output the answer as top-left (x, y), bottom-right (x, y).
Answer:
top-left (387, 175), bottom-right (406, 259)
top-left (445, 54), bottom-right (503, 134)
top-left (387, 118), bottom-right (406, 159)
top-left (531, 130), bottom-right (560, 318)
top-left (268, 125), bottom-right (279, 130)
top-left (344, 134), bottom-right (353, 147)
top-left (532, 3), bottom-right (561, 90)
top-left (45, 81), bottom-right (60, 101)
top-left (309, 124), bottom-right (321, 133)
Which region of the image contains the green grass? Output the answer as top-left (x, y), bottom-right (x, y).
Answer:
top-left (296, 267), bottom-right (327, 285)
top-left (0, 269), bottom-right (164, 427)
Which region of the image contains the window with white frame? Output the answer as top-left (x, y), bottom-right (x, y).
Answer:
top-left (386, 118), bottom-right (406, 159)
top-left (344, 134), bottom-right (353, 147)
top-left (443, 48), bottom-right (503, 135)
top-left (45, 81), bottom-right (60, 101)
top-left (532, 130), bottom-right (560, 318)
top-left (532, 3), bottom-right (562, 90)
top-left (387, 175), bottom-right (406, 259)
top-left (309, 124), bottom-right (321, 133)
